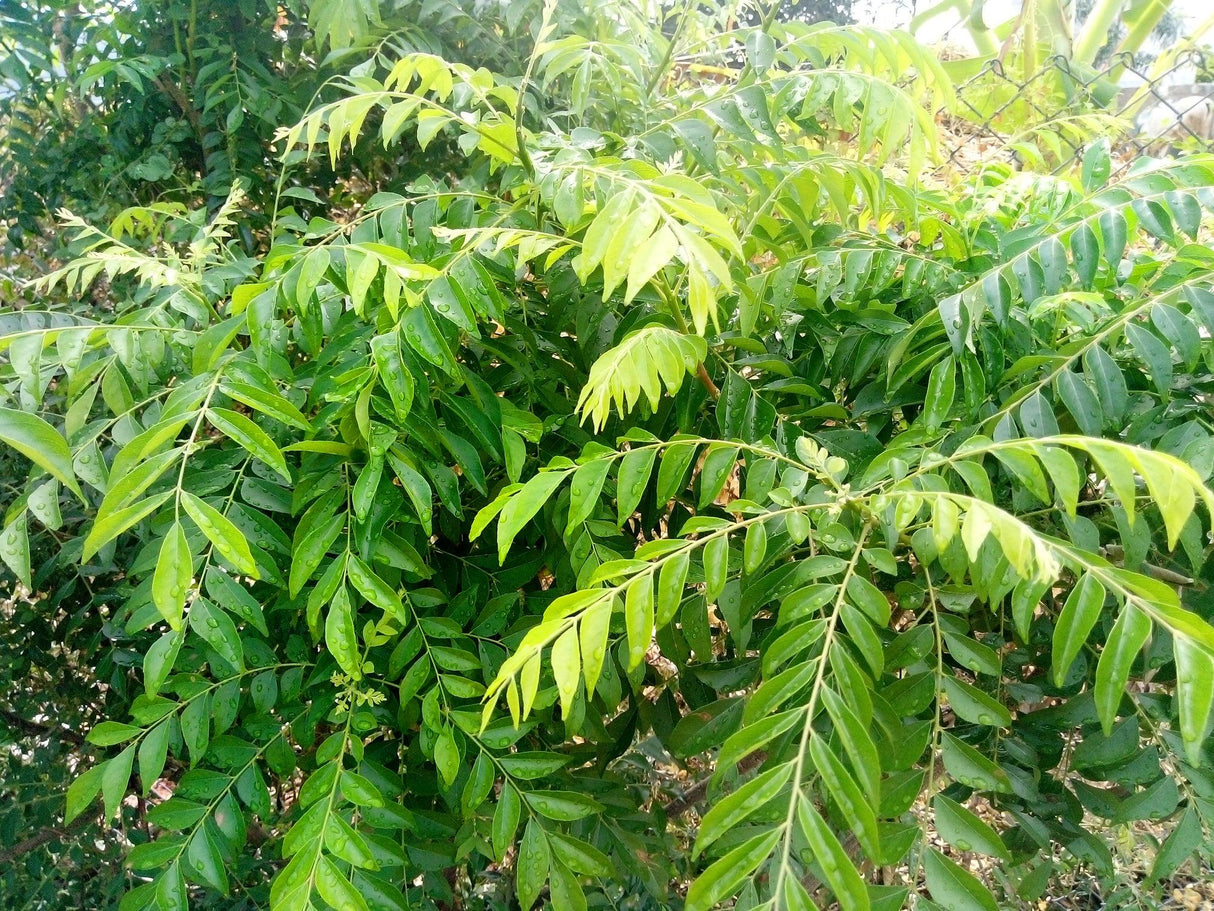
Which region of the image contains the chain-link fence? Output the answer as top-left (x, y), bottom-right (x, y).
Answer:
top-left (936, 49), bottom-right (1213, 176)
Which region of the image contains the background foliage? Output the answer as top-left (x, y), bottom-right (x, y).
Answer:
top-left (3, 1), bottom-right (1214, 910)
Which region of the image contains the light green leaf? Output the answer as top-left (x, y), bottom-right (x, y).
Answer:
top-left (941, 675), bottom-right (1011, 728)
top-left (1173, 637), bottom-right (1214, 764)
top-left (685, 829), bottom-right (780, 911)
top-left (551, 628), bottom-right (580, 719)
top-left (497, 469), bottom-right (572, 562)
top-left (810, 736), bottom-right (881, 860)
top-left (1052, 572), bottom-right (1106, 686)
top-left (696, 764), bottom-right (793, 856)
top-left (933, 795), bottom-right (1010, 860)
top-left (325, 586), bottom-right (362, 680)
top-left (923, 848), bottom-right (998, 911)
top-left (1094, 604), bottom-right (1151, 735)
top-left (189, 598), bottom-right (245, 671)
top-left (153, 521), bottom-right (192, 630)
top-left (578, 597), bottom-right (611, 696)
top-left (516, 819), bottom-right (550, 910)
top-left (941, 732), bottom-right (1011, 793)
top-left (624, 574), bottom-right (654, 669)
top-left (206, 408), bottom-right (291, 481)
top-left (181, 491), bottom-right (258, 576)
top-left (796, 801), bottom-right (870, 911)
top-left (923, 356), bottom-right (955, 431)
top-left (0, 406), bottom-right (83, 498)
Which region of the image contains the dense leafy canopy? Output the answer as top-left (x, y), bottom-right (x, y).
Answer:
top-left (3, 1), bottom-right (1214, 910)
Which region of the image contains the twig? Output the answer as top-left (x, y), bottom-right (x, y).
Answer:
top-left (0, 708), bottom-right (86, 746)
top-left (663, 751), bottom-right (764, 818)
top-left (0, 812), bottom-right (93, 866)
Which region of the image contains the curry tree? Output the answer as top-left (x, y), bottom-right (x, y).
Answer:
top-left (3, 1), bottom-right (1214, 910)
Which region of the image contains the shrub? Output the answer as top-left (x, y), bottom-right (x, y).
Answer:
top-left (2, 2), bottom-right (1214, 909)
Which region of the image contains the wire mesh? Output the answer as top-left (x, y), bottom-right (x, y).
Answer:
top-left (935, 48), bottom-right (1214, 177)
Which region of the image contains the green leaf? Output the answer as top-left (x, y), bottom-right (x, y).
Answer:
top-left (1070, 222), bottom-right (1099, 287)
top-left (1150, 804), bottom-right (1201, 882)
top-left (941, 732), bottom-right (1011, 793)
top-left (144, 627), bottom-right (185, 696)
top-left (1018, 390), bottom-right (1059, 438)
top-left (137, 721), bottom-right (171, 794)
top-left (810, 736), bottom-right (880, 860)
top-left (923, 848), bottom-right (998, 911)
top-left (551, 627), bottom-right (581, 718)
top-left (941, 627), bottom-right (1001, 678)
top-left (698, 445), bottom-right (738, 508)
top-left (847, 575), bottom-right (891, 626)
top-left (86, 721), bottom-right (141, 746)
top-left (289, 510), bottom-right (345, 599)
top-left (822, 688), bottom-right (880, 796)
top-left (616, 446), bottom-right (657, 525)
top-left (326, 586), bottom-right (362, 679)
top-left (578, 596), bottom-right (611, 696)
top-left (657, 550), bottom-right (689, 626)
top-left (206, 568), bottom-right (268, 635)
top-left (566, 458), bottom-right (611, 532)
top-left (0, 513), bottom-right (30, 587)
top-left (624, 574), bottom-right (654, 669)
top-left (526, 790), bottom-right (602, 820)
top-left (324, 812), bottom-right (377, 869)
top-left (1094, 604), bottom-right (1151, 734)
top-left (340, 770), bottom-right (384, 807)
top-left (82, 491), bottom-right (174, 562)
top-left (219, 378), bottom-right (312, 430)
top-left (703, 534), bottom-right (729, 604)
top-left (101, 745), bottom-right (134, 820)
top-left (185, 825), bottom-right (229, 894)
top-left (923, 356), bottom-right (955, 431)
top-left (496, 469), bottom-right (571, 561)
top-left (1173, 637), bottom-right (1214, 764)
top-left (402, 303), bottom-right (460, 376)
top-left (941, 675), bottom-right (1011, 728)
top-left (493, 782), bottom-right (522, 861)
top-left (549, 860), bottom-right (587, 911)
top-left (370, 331), bottom-right (415, 422)
top-left (743, 521), bottom-right (767, 575)
top-left (1083, 345), bottom-right (1127, 426)
top-left (206, 408), bottom-right (291, 481)
top-left (548, 833), bottom-right (611, 876)
top-left (933, 795), bottom-right (1010, 860)
top-left (1124, 322), bottom-right (1172, 396)
top-left (696, 764), bottom-right (793, 855)
top-left (0, 407), bottom-right (82, 498)
top-left (153, 521), bottom-right (193, 630)
top-left (1055, 370), bottom-right (1103, 437)
top-left (685, 829), bottom-right (780, 911)
top-left (796, 801), bottom-right (870, 911)
top-left (66, 762), bottom-right (106, 823)
top-left (1052, 572), bottom-right (1106, 686)
top-left (189, 598), bottom-right (245, 671)
top-left (346, 555), bottom-right (407, 624)
top-left (316, 856), bottom-right (369, 911)
top-left (181, 491), bottom-right (258, 576)
top-left (1011, 577), bottom-right (1049, 643)
top-left (516, 819), bottom-right (550, 910)
top-left (434, 726), bottom-right (460, 786)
